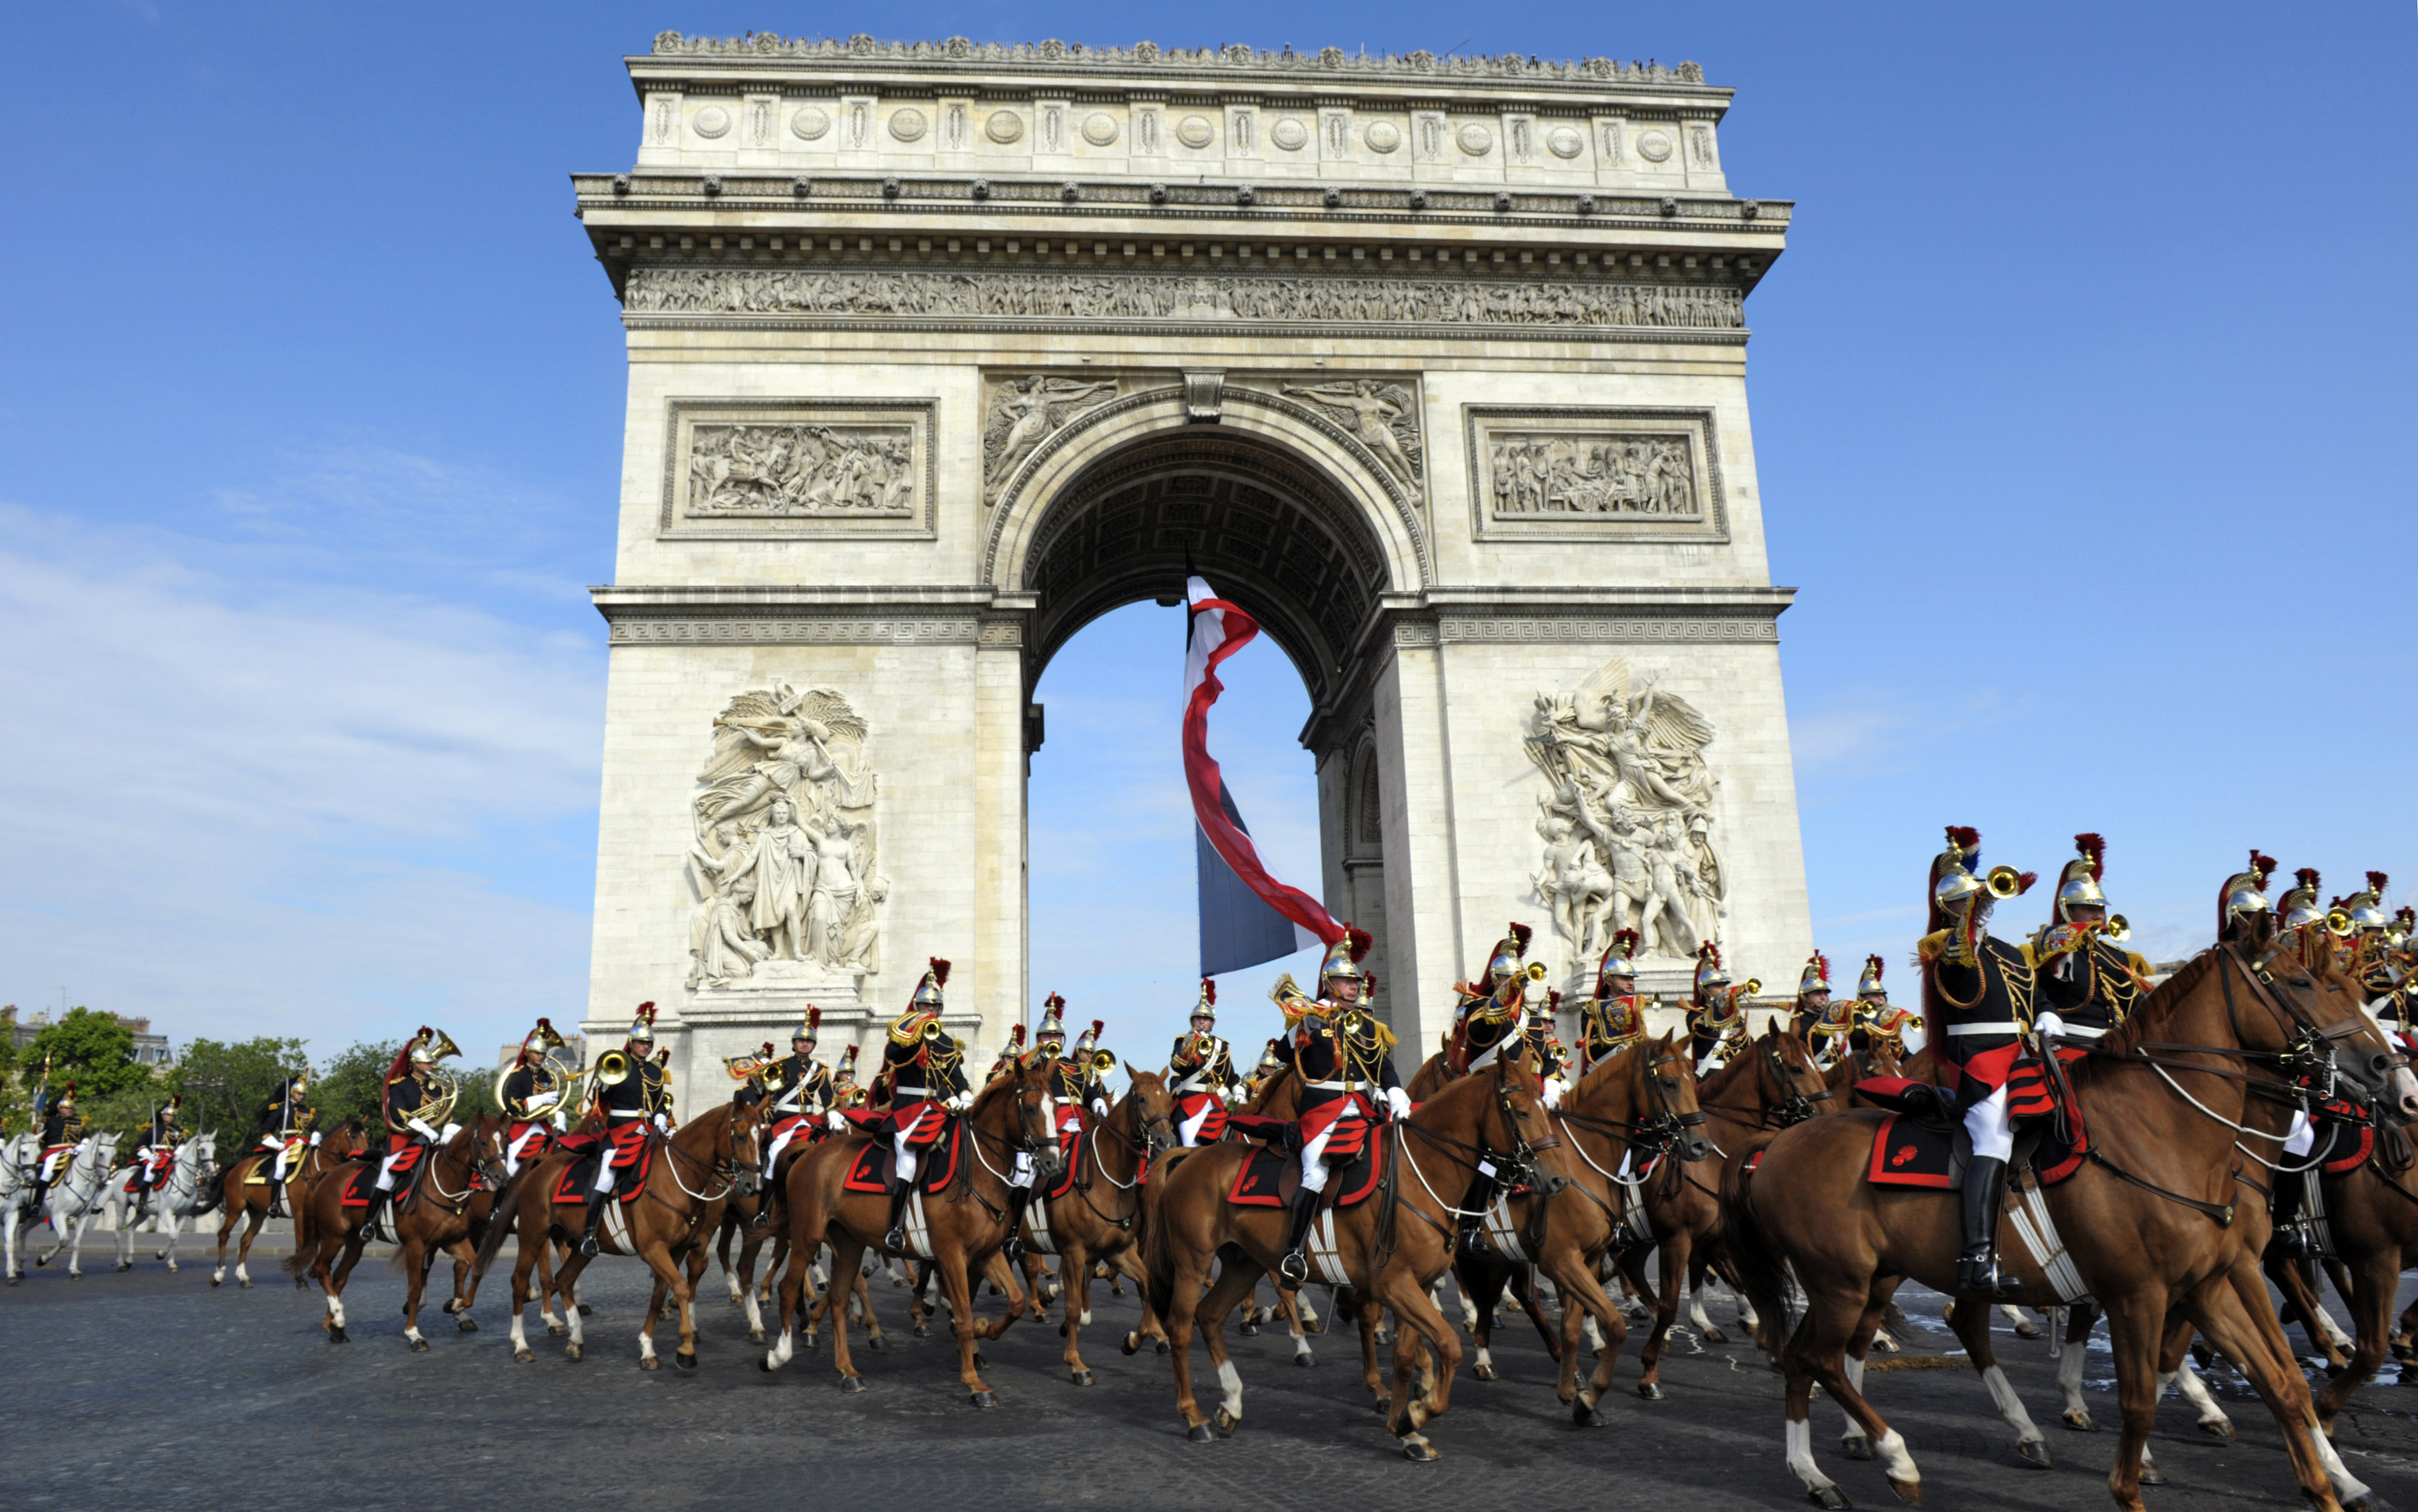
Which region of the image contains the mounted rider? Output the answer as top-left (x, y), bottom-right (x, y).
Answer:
top-left (1244, 1037), bottom-right (1286, 1100)
top-left (1686, 941), bottom-right (1751, 1075)
top-left (758, 1006), bottom-right (834, 1189)
top-left (1790, 953), bottom-right (1851, 1064)
top-left (498, 1018), bottom-right (568, 1178)
top-left (246, 1073), bottom-right (312, 1219)
top-left (1446, 923), bottom-right (1568, 1100)
top-left (2211, 850), bottom-right (2332, 1254)
top-left (128, 1093), bottom-right (186, 1222)
top-left (1578, 929), bottom-right (1650, 1071)
top-left (1167, 979), bottom-right (1244, 1146)
top-left (873, 959), bottom-right (971, 1256)
top-left (575, 1003), bottom-right (673, 1256)
top-left (2026, 834), bottom-right (2153, 1054)
top-left (2343, 872), bottom-right (2400, 1006)
top-left (31, 1081), bottom-right (85, 1210)
top-left (1914, 825), bottom-right (2039, 1299)
top-left (365, 1030), bottom-right (453, 1242)
top-left (987, 1024), bottom-right (1028, 1086)
top-left (1848, 955), bottom-right (1923, 1058)
top-left (832, 1042), bottom-right (865, 1109)
top-left (1273, 925), bottom-right (1409, 1289)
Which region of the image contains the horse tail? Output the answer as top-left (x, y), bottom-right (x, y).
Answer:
top-left (470, 1165), bottom-right (532, 1280)
top-left (1721, 1167), bottom-right (1795, 1360)
top-left (197, 1160), bottom-right (229, 1217)
top-left (1141, 1170), bottom-right (1179, 1326)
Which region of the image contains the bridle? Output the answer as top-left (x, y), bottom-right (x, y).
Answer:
top-left (1702, 1031), bottom-right (1831, 1130)
top-left (654, 1104), bottom-right (758, 1205)
top-left (1558, 1044), bottom-right (1706, 1165)
top-left (2099, 939), bottom-right (2398, 1115)
top-left (1400, 1058), bottom-right (1563, 1216)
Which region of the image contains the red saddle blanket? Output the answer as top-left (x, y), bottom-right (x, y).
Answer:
top-left (548, 1125), bottom-right (654, 1207)
top-left (334, 1145), bottom-right (425, 1206)
top-left (1227, 1129), bottom-right (1387, 1210)
top-left (1863, 1109), bottom-right (2089, 1192)
top-left (2318, 1099), bottom-right (2379, 1176)
top-left (840, 1120), bottom-right (963, 1196)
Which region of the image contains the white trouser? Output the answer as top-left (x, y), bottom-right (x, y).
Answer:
top-left (893, 1122), bottom-right (922, 1185)
top-left (272, 1147), bottom-right (292, 1182)
top-left (1178, 1103), bottom-right (1216, 1147)
top-left (504, 1125), bottom-right (547, 1176)
top-left (41, 1147), bottom-right (75, 1181)
top-left (1963, 1084), bottom-right (2013, 1164)
top-left (376, 1150), bottom-right (405, 1192)
top-left (1299, 1121), bottom-right (1338, 1192)
top-left (2284, 1109), bottom-right (2315, 1158)
top-left (763, 1119), bottom-right (806, 1177)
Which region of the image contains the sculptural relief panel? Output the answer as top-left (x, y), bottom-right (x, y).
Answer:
top-left (1464, 406), bottom-right (1727, 544)
top-left (660, 399), bottom-right (936, 539)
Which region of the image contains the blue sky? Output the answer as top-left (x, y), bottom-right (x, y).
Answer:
top-left (1, 4), bottom-right (2411, 1064)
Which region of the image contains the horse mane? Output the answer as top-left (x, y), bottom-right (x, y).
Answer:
top-left (1695, 1043), bottom-right (1754, 1103)
top-left (1572, 1030), bottom-right (1666, 1104)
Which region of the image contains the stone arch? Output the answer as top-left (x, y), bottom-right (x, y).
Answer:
top-left (989, 391), bottom-right (1422, 702)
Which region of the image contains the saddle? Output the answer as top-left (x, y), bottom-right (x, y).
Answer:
top-left (549, 1126), bottom-right (654, 1207)
top-left (1856, 1087), bottom-right (2089, 1192)
top-left (840, 1118), bottom-right (964, 1196)
top-left (1227, 1130), bottom-right (1387, 1211)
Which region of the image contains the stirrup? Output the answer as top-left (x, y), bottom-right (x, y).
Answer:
top-left (1958, 1252), bottom-right (2020, 1300)
top-left (1277, 1250), bottom-right (1309, 1288)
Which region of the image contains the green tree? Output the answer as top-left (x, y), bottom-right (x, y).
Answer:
top-left (173, 1036), bottom-right (309, 1153)
top-left (20, 1007), bottom-right (149, 1100)
top-left (314, 1040), bottom-right (398, 1136)
top-left (0, 1006), bottom-right (23, 1134)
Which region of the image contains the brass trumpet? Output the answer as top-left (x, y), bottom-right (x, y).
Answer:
top-left (2106, 913), bottom-right (2132, 944)
top-left (2325, 908), bottom-right (2357, 938)
top-left (1523, 961), bottom-right (1550, 983)
top-left (1738, 978), bottom-right (1762, 997)
top-left (1985, 865), bottom-right (2026, 899)
top-left (593, 1049), bottom-right (633, 1087)
top-left (1089, 1049), bottom-right (1118, 1075)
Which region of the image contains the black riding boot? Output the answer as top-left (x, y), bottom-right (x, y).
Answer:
top-left (1277, 1183), bottom-right (1322, 1289)
top-left (578, 1191), bottom-right (610, 1257)
top-left (2270, 1171), bottom-right (2314, 1259)
top-left (1956, 1156), bottom-right (2020, 1299)
top-left (133, 1182), bottom-right (152, 1224)
top-left (883, 1177), bottom-right (913, 1256)
top-left (265, 1176), bottom-right (285, 1221)
top-left (359, 1187), bottom-right (386, 1243)
top-left (1458, 1169), bottom-right (1499, 1254)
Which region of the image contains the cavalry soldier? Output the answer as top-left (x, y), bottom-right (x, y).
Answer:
top-left (2343, 872), bottom-right (2398, 1003)
top-left (987, 1024), bottom-right (1029, 1086)
top-left (2275, 866), bottom-right (2334, 970)
top-left (832, 1043), bottom-right (865, 1109)
top-left (2026, 834), bottom-right (2152, 1052)
top-left (498, 1019), bottom-right (567, 1178)
top-left (365, 1031), bottom-right (453, 1242)
top-left (1579, 930), bottom-right (1650, 1071)
top-left (247, 1073), bottom-right (311, 1218)
top-left (129, 1094), bottom-right (186, 1222)
top-left (1847, 955), bottom-right (1923, 1058)
top-left (1034, 993), bottom-right (1069, 1060)
top-left (31, 1082), bottom-right (85, 1210)
top-left (1167, 979), bottom-right (1244, 1146)
top-left (576, 1004), bottom-right (673, 1256)
top-left (1791, 953), bottom-right (1853, 1064)
top-left (1914, 825), bottom-right (2039, 1298)
top-left (1244, 1037), bottom-right (1286, 1100)
top-left (1686, 941), bottom-right (1751, 1075)
top-left (759, 1008), bottom-right (834, 1182)
top-left (1446, 923), bottom-right (1568, 1099)
top-left (2211, 851), bottom-right (2333, 1252)
top-left (875, 959), bottom-right (972, 1255)
top-left (1047, 1009), bottom-right (1112, 1138)
top-left (1273, 926), bottom-right (1410, 1288)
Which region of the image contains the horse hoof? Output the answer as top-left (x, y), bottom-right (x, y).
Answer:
top-left (913, 1323), bottom-right (930, 1339)
top-left (410, 1336), bottom-right (432, 1354)
top-left (457, 1317), bottom-right (477, 1333)
top-left (209, 1276), bottom-right (221, 1288)
top-left (2012, 1318), bottom-right (2041, 1339)
top-left (1637, 1381), bottom-right (1664, 1401)
top-left (1574, 1401), bottom-right (1607, 1427)
top-left (2017, 1439), bottom-right (2052, 1469)
top-left (1843, 1436), bottom-right (1873, 1461)
top-left (674, 1351), bottom-right (697, 1372)
top-left (515, 1348), bottom-right (535, 1363)
top-left (1154, 1340), bottom-right (1168, 1356)
top-left (970, 1390), bottom-right (997, 1409)
top-left (1121, 1335), bottom-right (1141, 1357)
top-left (1473, 1363), bottom-right (1497, 1382)
top-left (2198, 1417), bottom-right (2235, 1441)
top-left (749, 1328), bottom-right (766, 1344)
top-left (1214, 1408), bottom-right (1239, 1437)
top-left (1807, 1489), bottom-right (1852, 1511)
top-left (2139, 1466), bottom-right (2165, 1487)
top-left (641, 1355), bottom-right (661, 1371)
top-left (2345, 1495), bottom-right (2393, 1512)
top-left (239, 1278), bottom-right (252, 1290)
top-left (577, 1302), bottom-right (593, 1316)
top-left (1294, 1352), bottom-right (1315, 1368)
top-left (566, 1344), bottom-right (583, 1361)
top-left (1885, 1477), bottom-right (1921, 1506)
top-left (1071, 1370), bottom-right (1094, 1386)
top-left (293, 1276), bottom-right (307, 1290)
top-left (1702, 1324), bottom-right (1726, 1344)
top-left (1187, 1422), bottom-right (1215, 1443)
top-left (867, 1336), bottom-right (888, 1352)
top-left (117, 1261), bottom-right (131, 1272)
top-left (1240, 1319), bottom-right (1260, 1337)
top-left (839, 1375), bottom-right (867, 1393)
top-left (1400, 1437), bottom-right (1440, 1463)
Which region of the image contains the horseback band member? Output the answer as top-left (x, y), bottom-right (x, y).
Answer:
top-left (1244, 1037), bottom-right (1286, 1101)
top-left (499, 1019), bottom-right (567, 1178)
top-left (1579, 930), bottom-right (1650, 1072)
top-left (832, 1043), bottom-right (865, 1109)
top-left (2211, 851), bottom-right (2332, 1254)
top-left (1037, 999), bottom-right (1110, 1138)
top-left (1849, 955), bottom-right (1923, 1058)
top-left (987, 1024), bottom-right (1028, 1086)
top-left (577, 1004), bottom-right (672, 1256)
top-left (248, 1074), bottom-right (312, 1220)
top-left (1791, 953), bottom-right (1852, 1064)
top-left (2026, 834), bottom-right (2151, 1051)
top-left (30, 1081), bottom-right (84, 1209)
top-left (1167, 979), bottom-right (1244, 1146)
top-left (873, 960), bottom-right (971, 1255)
top-left (1686, 941), bottom-right (1751, 1075)
top-left (1916, 825), bottom-right (2039, 1299)
top-left (1447, 924), bottom-right (1568, 1102)
top-left (365, 1031), bottom-right (450, 1242)
top-left (1274, 926), bottom-right (1409, 1289)
top-left (760, 1008), bottom-right (833, 1177)
top-left (129, 1094), bottom-right (186, 1222)
top-left (2344, 872), bottom-right (2399, 1006)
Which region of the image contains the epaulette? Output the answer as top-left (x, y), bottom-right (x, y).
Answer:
top-left (1916, 928), bottom-right (1952, 963)
top-left (888, 1009), bottom-right (933, 1046)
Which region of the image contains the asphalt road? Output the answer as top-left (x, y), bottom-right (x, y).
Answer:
top-left (4, 1227), bottom-right (2417, 1511)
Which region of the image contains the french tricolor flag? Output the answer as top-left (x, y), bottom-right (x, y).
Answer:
top-left (1183, 573), bottom-right (1346, 975)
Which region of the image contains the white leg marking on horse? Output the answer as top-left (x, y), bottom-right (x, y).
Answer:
top-left (1297, 1295), bottom-right (1320, 1326)
top-left (236, 1262), bottom-right (249, 1286)
top-left (2140, 1444), bottom-right (2159, 1475)
top-left (405, 1326), bottom-right (426, 1347)
top-left (1293, 1332), bottom-right (1315, 1363)
top-left (211, 1267), bottom-right (225, 1285)
top-left (2311, 1417), bottom-right (2371, 1504)
top-left (1218, 1359), bottom-right (1244, 1420)
top-left (1787, 1417), bottom-right (1842, 1494)
top-left (766, 1326), bottom-right (794, 1370)
top-left (1842, 1355), bottom-right (1871, 1446)
top-left (1981, 1363), bottom-right (2045, 1446)
top-left (1582, 1312), bottom-right (1605, 1351)
top-left (1688, 1285), bottom-right (1717, 1334)
top-left (638, 1330), bottom-right (657, 1361)
top-left (511, 1308), bottom-right (529, 1356)
top-left (2170, 1359), bottom-right (2231, 1430)
top-left (1873, 1428), bottom-right (1919, 1485)
top-left (2062, 1345), bottom-right (2089, 1415)
top-left (568, 1302), bottom-right (584, 1350)
top-left (1477, 1346), bottom-right (1494, 1375)
top-left (1735, 1296), bottom-right (1760, 1330)
top-left (744, 1288), bottom-right (764, 1337)
top-left (1081, 1308), bottom-right (1092, 1326)
top-left (327, 1292), bottom-right (347, 1330)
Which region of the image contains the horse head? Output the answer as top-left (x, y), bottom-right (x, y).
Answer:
top-left (2226, 913), bottom-right (2418, 1119)
top-left (724, 1098), bottom-right (764, 1198)
top-left (1635, 1029), bottom-right (1713, 1162)
top-left (1481, 1052), bottom-right (1572, 1198)
top-left (982, 1058), bottom-right (1062, 1182)
top-left (464, 1116), bottom-right (512, 1189)
top-left (1758, 1026), bottom-right (1833, 1127)
top-left (1114, 1069), bottom-right (1179, 1158)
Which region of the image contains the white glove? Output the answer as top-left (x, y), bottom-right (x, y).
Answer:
top-left (654, 1113), bottom-right (672, 1133)
top-left (308, 1132), bottom-right (323, 1147)
top-left (2034, 1011), bottom-right (2066, 1041)
top-left (949, 1092), bottom-right (974, 1113)
top-left (1230, 1084), bottom-right (1248, 1103)
top-left (408, 1118), bottom-right (439, 1142)
top-left (1386, 1087), bottom-right (1413, 1121)
top-left (1090, 1098), bottom-right (1110, 1118)
top-left (440, 1122), bottom-right (462, 1144)
top-left (1543, 1077), bottom-right (1568, 1110)
top-left (526, 1090), bottom-right (560, 1111)
top-left (825, 1109), bottom-right (847, 1131)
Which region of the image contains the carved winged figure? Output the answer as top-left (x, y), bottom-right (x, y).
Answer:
top-left (1282, 380), bottom-right (1422, 486)
top-left (981, 376), bottom-right (1118, 504)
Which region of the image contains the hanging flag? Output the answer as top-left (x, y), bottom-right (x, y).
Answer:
top-left (1183, 573), bottom-right (1345, 976)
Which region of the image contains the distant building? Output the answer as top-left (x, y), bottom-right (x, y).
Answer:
top-left (3, 1007), bottom-right (173, 1067)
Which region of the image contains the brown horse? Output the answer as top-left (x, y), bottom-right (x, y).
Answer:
top-left (474, 1098), bottom-right (761, 1368)
top-left (283, 1120), bottom-right (504, 1344)
top-left (1617, 1024), bottom-right (1831, 1395)
top-left (1727, 930), bottom-right (2418, 1512)
top-left (1456, 1031), bottom-right (1711, 1420)
top-left (211, 1119), bottom-right (362, 1290)
top-left (2272, 1115), bottom-right (2418, 1428)
top-left (383, 1116), bottom-right (508, 1350)
top-left (1018, 1069), bottom-right (1177, 1384)
top-left (1143, 1055), bottom-right (1576, 1460)
top-left (760, 1056), bottom-right (1060, 1404)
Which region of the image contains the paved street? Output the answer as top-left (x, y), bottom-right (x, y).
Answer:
top-left (4, 1228), bottom-right (2417, 1511)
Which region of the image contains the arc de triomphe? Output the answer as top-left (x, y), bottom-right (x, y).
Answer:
top-left (576, 33), bottom-right (1814, 1087)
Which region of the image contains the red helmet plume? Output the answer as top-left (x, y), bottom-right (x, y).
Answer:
top-left (2073, 833), bottom-right (2106, 881)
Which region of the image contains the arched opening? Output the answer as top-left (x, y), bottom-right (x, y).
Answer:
top-left (1018, 427), bottom-right (1398, 1054)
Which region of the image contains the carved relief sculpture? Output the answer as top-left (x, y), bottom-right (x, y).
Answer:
top-left (981, 374), bottom-right (1120, 504)
top-left (1489, 432), bottom-right (1693, 517)
top-left (1525, 658), bottom-right (1724, 964)
top-left (1279, 379), bottom-right (1423, 486)
top-left (688, 422), bottom-right (917, 517)
top-left (687, 682), bottom-right (888, 988)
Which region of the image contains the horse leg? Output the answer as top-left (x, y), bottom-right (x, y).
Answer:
top-left (2316, 1246), bottom-right (2403, 1430)
top-left (931, 1248), bottom-right (995, 1406)
top-left (1946, 1280), bottom-right (2051, 1466)
top-left (1375, 1270), bottom-right (1464, 1461)
top-left (638, 1266), bottom-right (669, 1369)
top-left (325, 1237), bottom-right (368, 1345)
top-left (1634, 1227), bottom-right (1687, 1399)
top-left (761, 1221), bottom-right (811, 1372)
top-left (981, 1248), bottom-right (1028, 1343)
top-left (1792, 1276), bottom-right (1916, 1506)
top-left (855, 1267), bottom-right (884, 1346)
top-left (2271, 1247), bottom-right (2352, 1370)
top-left (824, 1237), bottom-right (870, 1388)
top-left (2158, 1318), bottom-right (2234, 1439)
top-left (1059, 1241), bottom-right (1094, 1384)
top-left (234, 1205), bottom-right (264, 1288)
top-left (2058, 1301), bottom-right (2102, 1430)
top-left (1552, 1250), bottom-right (1630, 1424)
top-left (739, 1228), bottom-right (768, 1342)
top-left (508, 1236), bottom-right (542, 1362)
top-left (400, 1238), bottom-right (432, 1352)
top-left (554, 1253), bottom-right (593, 1361)
top-left (1458, 1256), bottom-right (1500, 1382)
top-left (2189, 1272), bottom-right (2358, 1512)
top-left (664, 1239), bottom-right (703, 1370)
top-left (1163, 1236), bottom-right (1219, 1440)
top-left (1110, 1245), bottom-right (1167, 1355)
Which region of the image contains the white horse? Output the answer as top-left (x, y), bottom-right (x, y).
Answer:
top-left (102, 1133), bottom-right (217, 1273)
top-left (0, 1132), bottom-right (37, 1283)
top-left (11, 1132), bottom-right (122, 1279)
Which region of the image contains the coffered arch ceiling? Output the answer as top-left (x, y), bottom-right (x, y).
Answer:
top-left (1022, 430), bottom-right (1389, 709)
